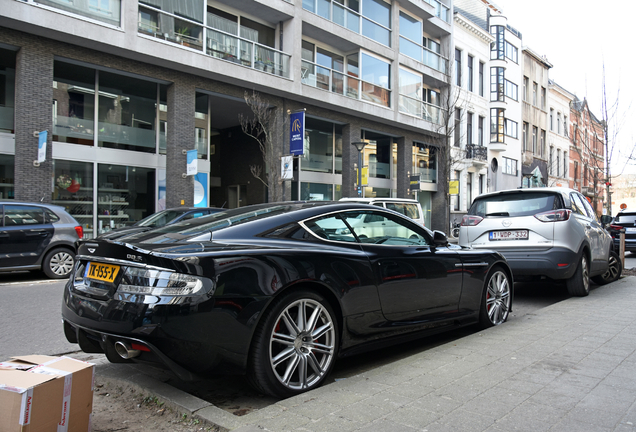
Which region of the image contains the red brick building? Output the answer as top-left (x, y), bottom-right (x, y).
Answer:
top-left (569, 97), bottom-right (606, 216)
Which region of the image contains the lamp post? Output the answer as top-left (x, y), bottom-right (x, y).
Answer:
top-left (352, 141), bottom-right (367, 197)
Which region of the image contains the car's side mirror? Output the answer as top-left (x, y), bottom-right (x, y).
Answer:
top-left (600, 215), bottom-right (613, 225)
top-left (432, 230), bottom-right (448, 246)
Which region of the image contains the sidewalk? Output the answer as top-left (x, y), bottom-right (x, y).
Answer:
top-left (98, 276), bottom-right (636, 432)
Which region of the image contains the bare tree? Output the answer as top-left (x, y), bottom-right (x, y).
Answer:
top-left (239, 91), bottom-right (286, 203)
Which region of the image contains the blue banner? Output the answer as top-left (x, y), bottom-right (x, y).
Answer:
top-left (187, 149), bottom-right (198, 175)
top-left (37, 131), bottom-right (47, 163)
top-left (289, 111), bottom-right (305, 155)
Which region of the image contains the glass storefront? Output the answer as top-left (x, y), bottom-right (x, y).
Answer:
top-left (195, 93), bottom-right (210, 159)
top-left (52, 160), bottom-right (94, 238)
top-left (0, 154), bottom-right (15, 199)
top-left (361, 130), bottom-right (393, 180)
top-left (413, 143), bottom-right (436, 183)
top-left (0, 48), bottom-right (16, 134)
top-left (302, 117), bottom-right (342, 174)
top-left (53, 61), bottom-right (168, 152)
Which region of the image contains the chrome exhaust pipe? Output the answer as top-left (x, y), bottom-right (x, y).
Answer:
top-left (114, 341), bottom-right (140, 359)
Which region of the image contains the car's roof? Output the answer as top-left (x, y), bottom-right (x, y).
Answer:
top-left (473, 187), bottom-right (577, 201)
top-left (0, 200), bottom-right (68, 212)
top-left (339, 197), bottom-right (419, 203)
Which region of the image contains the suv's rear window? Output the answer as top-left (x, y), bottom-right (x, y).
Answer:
top-left (615, 213), bottom-right (636, 224)
top-left (469, 192), bottom-right (560, 218)
top-left (386, 203), bottom-right (420, 220)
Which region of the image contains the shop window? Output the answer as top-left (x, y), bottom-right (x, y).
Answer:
top-left (0, 48), bottom-right (16, 133)
top-left (0, 154), bottom-right (15, 199)
top-left (52, 160), bottom-right (94, 238)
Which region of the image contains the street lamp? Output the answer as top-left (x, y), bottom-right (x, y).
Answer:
top-left (352, 141), bottom-right (367, 197)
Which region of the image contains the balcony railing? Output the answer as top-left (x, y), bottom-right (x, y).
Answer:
top-left (421, 0), bottom-right (450, 22)
top-left (399, 37), bottom-right (448, 74)
top-left (398, 94), bottom-right (441, 124)
top-left (138, 5), bottom-right (290, 78)
top-left (301, 60), bottom-right (390, 107)
top-left (465, 144), bottom-right (487, 161)
top-left (303, 0), bottom-right (391, 47)
top-left (25, 0), bottom-right (121, 26)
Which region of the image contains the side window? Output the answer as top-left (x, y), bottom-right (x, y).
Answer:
top-left (45, 209), bottom-right (60, 223)
top-left (4, 205), bottom-right (45, 226)
top-left (580, 195), bottom-right (598, 221)
top-left (386, 203), bottom-right (420, 220)
top-left (569, 193), bottom-right (588, 217)
top-left (304, 214), bottom-right (357, 243)
top-left (346, 210), bottom-right (429, 245)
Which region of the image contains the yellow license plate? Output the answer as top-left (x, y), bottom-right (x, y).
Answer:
top-left (86, 262), bottom-right (120, 283)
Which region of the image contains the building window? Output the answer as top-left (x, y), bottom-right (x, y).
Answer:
top-left (479, 61), bottom-right (484, 96)
top-left (454, 108), bottom-right (461, 147)
top-left (550, 108), bottom-right (554, 131)
top-left (556, 149), bottom-right (561, 177)
top-left (540, 129), bottom-right (546, 158)
top-left (361, 0), bottom-right (392, 47)
top-left (502, 157), bottom-right (517, 175)
top-left (467, 172), bottom-right (473, 207)
top-left (574, 161), bottom-right (579, 182)
top-left (523, 76), bottom-right (529, 101)
top-left (490, 25), bottom-right (504, 60)
top-left (453, 170), bottom-right (461, 211)
top-left (532, 126), bottom-right (538, 154)
top-left (504, 79), bottom-right (518, 101)
top-left (505, 41), bottom-right (518, 63)
top-left (491, 67), bottom-right (504, 102)
top-left (398, 68), bottom-right (440, 123)
top-left (41, 0), bottom-right (121, 26)
top-left (467, 112), bottom-right (473, 145)
top-left (549, 146), bottom-right (554, 175)
top-left (522, 122), bottom-right (528, 151)
top-left (490, 108), bottom-right (504, 143)
top-left (504, 119), bottom-right (518, 139)
top-left (361, 52), bottom-right (391, 107)
top-left (564, 116), bottom-right (568, 137)
top-left (455, 49), bottom-right (462, 86)
top-left (563, 153), bottom-right (567, 178)
top-left (0, 154), bottom-right (15, 199)
top-left (398, 12), bottom-right (422, 61)
top-left (532, 82), bottom-right (538, 106)
top-left (479, 173), bottom-right (485, 194)
top-left (541, 86), bottom-right (546, 109)
top-left (478, 116), bottom-right (484, 146)
top-left (557, 112), bottom-right (562, 134)
top-left (301, 117), bottom-right (342, 174)
top-left (0, 48), bottom-right (16, 133)
top-left (413, 143), bottom-right (436, 183)
top-left (467, 55), bottom-right (474, 92)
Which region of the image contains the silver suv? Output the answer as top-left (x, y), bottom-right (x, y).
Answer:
top-left (458, 187), bottom-right (621, 296)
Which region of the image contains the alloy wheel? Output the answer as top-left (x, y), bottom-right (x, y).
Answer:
top-left (268, 298), bottom-right (336, 391)
top-left (50, 251), bottom-right (74, 276)
top-left (486, 270), bottom-right (511, 325)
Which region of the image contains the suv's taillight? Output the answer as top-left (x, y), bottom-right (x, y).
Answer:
top-left (609, 224), bottom-right (623, 231)
top-left (534, 209), bottom-right (571, 222)
top-left (461, 215), bottom-right (483, 226)
top-left (74, 226), bottom-right (83, 238)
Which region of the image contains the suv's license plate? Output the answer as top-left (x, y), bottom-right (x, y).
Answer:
top-left (85, 262), bottom-right (120, 283)
top-left (626, 227), bottom-right (636, 233)
top-left (489, 230), bottom-right (529, 240)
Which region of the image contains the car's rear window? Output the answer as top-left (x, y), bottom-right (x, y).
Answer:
top-left (386, 203), bottom-right (420, 220)
top-left (615, 213), bottom-right (636, 224)
top-left (469, 192), bottom-right (560, 217)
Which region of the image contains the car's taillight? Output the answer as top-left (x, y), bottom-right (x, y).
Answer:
top-left (74, 225), bottom-right (83, 238)
top-left (461, 215), bottom-right (483, 226)
top-left (609, 224), bottom-right (623, 231)
top-left (534, 209), bottom-right (571, 222)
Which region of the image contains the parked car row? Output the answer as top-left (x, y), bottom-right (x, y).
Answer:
top-left (605, 209), bottom-right (636, 253)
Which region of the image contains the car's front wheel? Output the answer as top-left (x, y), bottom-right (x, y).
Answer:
top-left (479, 267), bottom-right (511, 328)
top-left (566, 253), bottom-right (589, 296)
top-left (42, 247), bottom-right (75, 279)
top-left (248, 290), bottom-right (338, 398)
top-left (592, 251), bottom-right (622, 285)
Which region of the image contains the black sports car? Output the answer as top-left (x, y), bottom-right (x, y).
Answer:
top-left (62, 202), bottom-right (513, 398)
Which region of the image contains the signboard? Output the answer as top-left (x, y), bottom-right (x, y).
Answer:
top-left (194, 173), bottom-right (208, 207)
top-left (355, 167), bottom-right (368, 186)
top-left (37, 131), bottom-right (47, 163)
top-left (449, 180), bottom-right (459, 195)
top-left (410, 174), bottom-right (421, 192)
top-left (289, 111), bottom-right (305, 155)
top-left (186, 149), bottom-right (198, 176)
top-left (281, 156), bottom-right (293, 180)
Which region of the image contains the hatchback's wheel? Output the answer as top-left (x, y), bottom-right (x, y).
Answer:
top-left (42, 247), bottom-right (75, 279)
top-left (479, 267), bottom-right (511, 328)
top-left (248, 290), bottom-right (338, 398)
top-left (592, 251), bottom-right (622, 285)
top-left (566, 253), bottom-right (589, 296)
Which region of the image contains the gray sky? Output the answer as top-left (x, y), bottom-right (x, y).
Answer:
top-left (493, 0), bottom-right (636, 175)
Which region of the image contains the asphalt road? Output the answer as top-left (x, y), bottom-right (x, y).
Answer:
top-left (1, 258), bottom-right (633, 413)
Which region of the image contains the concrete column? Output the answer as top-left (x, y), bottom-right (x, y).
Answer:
top-left (396, 137), bottom-right (413, 198)
top-left (341, 123), bottom-right (361, 198)
top-left (14, 44), bottom-right (53, 202)
top-left (166, 78), bottom-right (195, 208)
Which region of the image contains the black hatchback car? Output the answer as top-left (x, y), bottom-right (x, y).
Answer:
top-left (62, 201), bottom-right (513, 398)
top-left (607, 210), bottom-right (636, 252)
top-left (1, 201), bottom-right (82, 278)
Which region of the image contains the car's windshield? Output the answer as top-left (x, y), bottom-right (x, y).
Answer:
top-left (135, 210), bottom-right (185, 227)
top-left (469, 192), bottom-right (560, 217)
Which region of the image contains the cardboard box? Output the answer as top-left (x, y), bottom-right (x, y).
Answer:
top-left (0, 355), bottom-right (94, 432)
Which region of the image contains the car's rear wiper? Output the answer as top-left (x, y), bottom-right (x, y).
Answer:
top-left (486, 212), bottom-right (510, 216)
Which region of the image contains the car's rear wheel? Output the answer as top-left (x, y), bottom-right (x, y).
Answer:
top-left (248, 290), bottom-right (338, 398)
top-left (42, 247), bottom-right (75, 279)
top-left (479, 267), bottom-right (511, 328)
top-left (592, 251), bottom-right (622, 285)
top-left (566, 253), bottom-right (589, 296)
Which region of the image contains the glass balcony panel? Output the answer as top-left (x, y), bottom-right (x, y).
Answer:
top-left (240, 40), bottom-right (253, 66)
top-left (399, 37), bottom-right (422, 62)
top-left (346, 10), bottom-right (360, 32)
top-left (362, 19), bottom-right (390, 46)
top-left (332, 71), bottom-right (345, 95)
top-left (333, 3), bottom-right (346, 27)
top-left (398, 95), bottom-right (422, 118)
top-left (37, 0), bottom-right (121, 26)
top-left (361, 82), bottom-right (390, 107)
top-left (302, 0), bottom-right (316, 13)
top-left (346, 76), bottom-right (360, 99)
top-left (416, 166), bottom-right (436, 183)
top-left (0, 107), bottom-right (14, 133)
top-left (317, 0), bottom-right (330, 19)
top-left (315, 65), bottom-right (331, 91)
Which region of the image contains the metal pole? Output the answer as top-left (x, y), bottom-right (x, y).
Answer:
top-left (357, 150), bottom-right (362, 197)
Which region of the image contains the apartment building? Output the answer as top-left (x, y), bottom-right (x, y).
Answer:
top-left (547, 79), bottom-right (574, 187)
top-left (0, 0), bottom-right (453, 236)
top-left (520, 47), bottom-right (551, 188)
top-left (569, 96), bottom-right (606, 215)
top-left (449, 9), bottom-right (490, 221)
